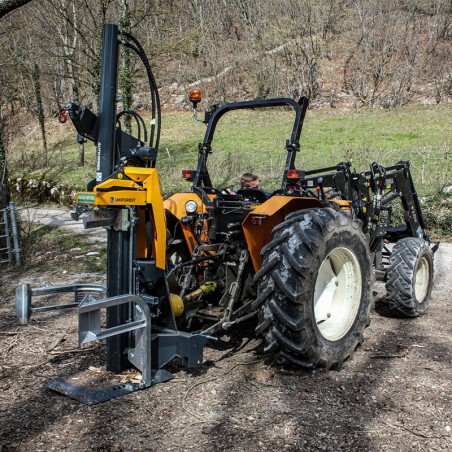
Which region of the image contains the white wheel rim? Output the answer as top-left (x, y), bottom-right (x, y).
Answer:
top-left (414, 256), bottom-right (430, 302)
top-left (314, 247), bottom-right (362, 341)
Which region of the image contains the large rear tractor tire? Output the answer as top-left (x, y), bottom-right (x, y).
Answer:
top-left (254, 208), bottom-right (372, 370)
top-left (385, 237), bottom-right (433, 317)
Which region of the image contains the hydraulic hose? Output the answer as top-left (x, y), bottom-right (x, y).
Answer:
top-left (119, 30), bottom-right (161, 164)
top-left (116, 109), bottom-right (148, 143)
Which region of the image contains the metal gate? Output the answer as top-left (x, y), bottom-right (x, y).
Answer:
top-left (0, 202), bottom-right (21, 265)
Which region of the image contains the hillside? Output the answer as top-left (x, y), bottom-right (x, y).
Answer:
top-left (0, 1), bottom-right (451, 117)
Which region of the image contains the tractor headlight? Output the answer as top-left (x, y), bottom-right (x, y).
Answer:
top-left (185, 200), bottom-right (198, 214)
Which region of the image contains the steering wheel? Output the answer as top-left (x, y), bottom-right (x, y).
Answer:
top-left (236, 188), bottom-right (268, 204)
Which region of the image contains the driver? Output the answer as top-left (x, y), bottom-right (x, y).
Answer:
top-left (241, 172), bottom-right (261, 189)
top-left (240, 172), bottom-right (270, 198)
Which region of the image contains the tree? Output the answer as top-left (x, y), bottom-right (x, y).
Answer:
top-left (0, 106), bottom-right (10, 208)
top-left (119, 0), bottom-right (132, 134)
top-left (0, 0), bottom-right (33, 206)
top-left (31, 63), bottom-right (48, 165)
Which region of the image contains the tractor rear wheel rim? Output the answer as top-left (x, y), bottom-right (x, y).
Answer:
top-left (415, 256), bottom-right (430, 303)
top-left (314, 247), bottom-right (362, 341)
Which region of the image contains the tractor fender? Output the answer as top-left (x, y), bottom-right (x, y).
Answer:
top-left (242, 195), bottom-right (325, 271)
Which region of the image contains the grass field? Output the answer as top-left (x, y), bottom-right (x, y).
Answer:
top-left (8, 102), bottom-right (451, 197)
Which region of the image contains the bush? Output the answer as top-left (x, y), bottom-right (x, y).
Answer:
top-left (422, 186), bottom-right (452, 238)
top-left (9, 176), bottom-right (76, 205)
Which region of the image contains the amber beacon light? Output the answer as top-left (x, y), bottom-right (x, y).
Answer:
top-left (189, 87), bottom-right (202, 108)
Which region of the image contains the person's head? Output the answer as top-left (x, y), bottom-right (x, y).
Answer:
top-left (241, 172), bottom-right (261, 189)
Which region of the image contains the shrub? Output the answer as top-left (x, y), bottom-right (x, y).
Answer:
top-left (9, 176), bottom-right (76, 205)
top-left (422, 186), bottom-right (452, 238)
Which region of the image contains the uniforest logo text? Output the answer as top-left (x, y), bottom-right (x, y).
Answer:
top-left (110, 197), bottom-right (135, 203)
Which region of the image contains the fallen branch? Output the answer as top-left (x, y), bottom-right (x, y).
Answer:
top-left (28, 324), bottom-right (46, 332)
top-left (23, 360), bottom-right (52, 374)
top-left (21, 346), bottom-right (97, 374)
top-left (182, 376), bottom-right (218, 421)
top-left (48, 346), bottom-right (96, 355)
top-left (5, 338), bottom-right (18, 355)
top-left (46, 334), bottom-right (67, 353)
top-left (370, 353), bottom-right (407, 359)
top-left (384, 420), bottom-right (436, 439)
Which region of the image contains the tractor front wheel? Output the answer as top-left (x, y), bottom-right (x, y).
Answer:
top-left (385, 237), bottom-right (433, 317)
top-left (254, 208), bottom-right (372, 370)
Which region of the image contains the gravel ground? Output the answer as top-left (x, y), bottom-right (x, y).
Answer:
top-left (0, 214), bottom-right (450, 451)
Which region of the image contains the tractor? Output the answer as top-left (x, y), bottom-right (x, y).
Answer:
top-left (15, 24), bottom-right (437, 404)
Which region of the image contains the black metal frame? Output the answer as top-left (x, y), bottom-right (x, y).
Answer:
top-left (293, 159), bottom-right (431, 260)
top-left (191, 96), bottom-right (309, 202)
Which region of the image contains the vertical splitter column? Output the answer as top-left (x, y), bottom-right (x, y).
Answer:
top-left (97, 23), bottom-right (120, 183)
top-left (96, 24), bottom-right (132, 373)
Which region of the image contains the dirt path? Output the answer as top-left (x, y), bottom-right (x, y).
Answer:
top-left (0, 226), bottom-right (450, 450)
top-left (18, 205), bottom-right (107, 242)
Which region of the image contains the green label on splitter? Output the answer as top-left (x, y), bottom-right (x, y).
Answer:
top-left (78, 193), bottom-right (95, 204)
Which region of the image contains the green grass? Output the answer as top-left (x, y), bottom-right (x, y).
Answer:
top-left (8, 103), bottom-right (452, 197)
top-left (159, 103), bottom-right (452, 195)
top-left (302, 105), bottom-right (449, 151)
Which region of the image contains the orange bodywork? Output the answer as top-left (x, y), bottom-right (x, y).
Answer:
top-left (164, 193), bottom-right (215, 255)
top-left (242, 196), bottom-right (324, 271)
top-left (164, 193), bottom-right (207, 219)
